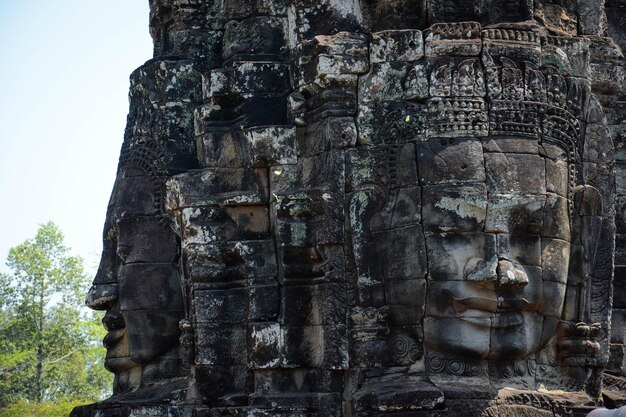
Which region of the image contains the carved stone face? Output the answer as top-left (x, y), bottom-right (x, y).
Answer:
top-left (342, 20), bottom-right (600, 368)
top-left (86, 168), bottom-right (183, 391)
top-left (421, 139), bottom-right (571, 360)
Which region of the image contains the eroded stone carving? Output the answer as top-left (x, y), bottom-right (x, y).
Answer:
top-left (73, 1), bottom-right (626, 416)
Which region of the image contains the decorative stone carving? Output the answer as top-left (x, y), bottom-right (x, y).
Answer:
top-left (73, 1), bottom-right (626, 417)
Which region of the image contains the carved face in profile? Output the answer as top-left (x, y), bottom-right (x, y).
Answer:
top-left (420, 138), bottom-right (571, 360)
top-left (86, 166), bottom-right (183, 392)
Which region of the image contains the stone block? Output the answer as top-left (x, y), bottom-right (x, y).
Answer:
top-left (248, 322), bottom-right (282, 369)
top-left (611, 308), bottom-right (626, 344)
top-left (194, 284), bottom-right (280, 324)
top-left (427, 98), bottom-right (488, 138)
top-left (361, 62), bottom-right (429, 102)
top-left (298, 117), bottom-right (357, 156)
top-left (545, 158), bottom-right (569, 197)
top-left (179, 206), bottom-right (270, 245)
top-left (207, 62), bottom-right (291, 98)
top-left (282, 325), bottom-right (348, 369)
top-left (112, 175), bottom-right (163, 217)
top-left (194, 365), bottom-right (254, 404)
top-left (364, 1), bottom-right (427, 32)
top-left (425, 232), bottom-right (497, 281)
top-left (543, 193), bottom-right (571, 241)
top-left (485, 0), bottom-right (533, 25)
top-left (247, 392), bottom-right (343, 415)
top-left (354, 281), bottom-right (386, 308)
top-left (282, 283), bottom-right (347, 326)
top-left (253, 369), bottom-right (344, 394)
top-left (617, 162), bottom-right (626, 196)
top-left (369, 226), bottom-right (427, 280)
top-left (429, 58), bottom-right (485, 97)
top-left (271, 150), bottom-right (345, 194)
top-left (195, 323), bottom-right (247, 365)
top-left (494, 404), bottom-right (553, 417)
top-left (280, 245), bottom-right (345, 284)
top-left (588, 37), bottom-right (624, 105)
top-left (116, 216), bottom-right (179, 264)
top-left (607, 344), bottom-right (626, 374)
top-left (349, 327), bottom-right (392, 368)
top-left (119, 264), bottom-right (183, 311)
top-left (249, 283), bottom-right (282, 321)
top-left (540, 282), bottom-right (566, 317)
top-left (346, 143), bottom-right (418, 191)
top-left (357, 100), bottom-right (428, 145)
top-left (371, 30), bottom-right (424, 63)
top-left (422, 183), bottom-right (487, 233)
top-left (223, 16), bottom-right (288, 60)
top-left (289, 3), bottom-right (364, 49)
top-left (417, 138), bottom-right (486, 185)
top-left (424, 316), bottom-right (491, 358)
top-left (368, 186), bottom-right (422, 230)
top-left (123, 309), bottom-right (183, 363)
top-left (616, 235), bottom-right (626, 265)
top-left (353, 378), bottom-right (444, 415)
top-left (484, 194), bottom-right (545, 235)
top-left (424, 22), bottom-right (482, 57)
top-left (481, 22), bottom-right (542, 66)
top-left (602, 373), bottom-right (626, 408)
top-left (385, 278), bottom-right (426, 308)
top-left (197, 126), bottom-right (297, 168)
top-left (367, 225), bottom-right (428, 281)
top-left (223, 0), bottom-right (288, 19)
top-left (195, 288), bottom-right (248, 324)
top-left (534, 364), bottom-right (589, 392)
top-left (184, 240), bottom-right (277, 282)
top-left (295, 32), bottom-right (369, 86)
top-left (615, 266), bottom-right (626, 307)
top-left (387, 303), bottom-right (424, 326)
top-left (431, 398), bottom-right (493, 417)
top-left (167, 29), bottom-right (224, 72)
top-left (484, 153), bottom-right (546, 195)
top-left (167, 168), bottom-right (269, 210)
top-left (275, 200), bottom-right (343, 247)
top-left (541, 238), bottom-right (569, 284)
top-left (484, 137), bottom-right (540, 155)
top-left (499, 234), bottom-right (542, 267)
top-left (130, 59), bottom-right (203, 104)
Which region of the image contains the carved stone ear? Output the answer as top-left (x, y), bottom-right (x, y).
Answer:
top-left (573, 185), bottom-right (603, 217)
top-left (565, 185), bottom-right (603, 322)
top-left (572, 185), bottom-right (603, 262)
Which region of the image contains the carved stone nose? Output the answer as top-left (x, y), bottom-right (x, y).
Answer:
top-left (496, 259), bottom-right (529, 288)
top-left (86, 283), bottom-right (119, 310)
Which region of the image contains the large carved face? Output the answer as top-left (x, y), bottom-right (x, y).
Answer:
top-left (342, 18), bottom-right (612, 367)
top-left (86, 167), bottom-right (183, 392)
top-left (421, 138), bottom-right (571, 360)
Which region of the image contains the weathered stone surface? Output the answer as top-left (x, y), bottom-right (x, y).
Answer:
top-left (79, 1), bottom-right (625, 416)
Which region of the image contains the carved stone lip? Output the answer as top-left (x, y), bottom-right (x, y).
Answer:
top-left (496, 297), bottom-right (530, 311)
top-left (104, 356), bottom-right (136, 372)
top-left (453, 297), bottom-right (497, 313)
top-left (491, 311), bottom-right (525, 328)
top-left (103, 328), bottom-right (125, 349)
top-left (453, 297), bottom-right (530, 314)
top-left (459, 312), bottom-right (525, 328)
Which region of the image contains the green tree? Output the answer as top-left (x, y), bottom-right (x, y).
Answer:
top-left (0, 222), bottom-right (112, 409)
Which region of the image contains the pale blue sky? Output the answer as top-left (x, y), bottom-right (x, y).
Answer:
top-left (0, 1), bottom-right (153, 273)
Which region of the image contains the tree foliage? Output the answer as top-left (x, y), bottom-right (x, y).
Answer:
top-left (0, 222), bottom-right (112, 410)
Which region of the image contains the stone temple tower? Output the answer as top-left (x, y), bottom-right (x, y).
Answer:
top-left (73, 1), bottom-right (626, 416)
